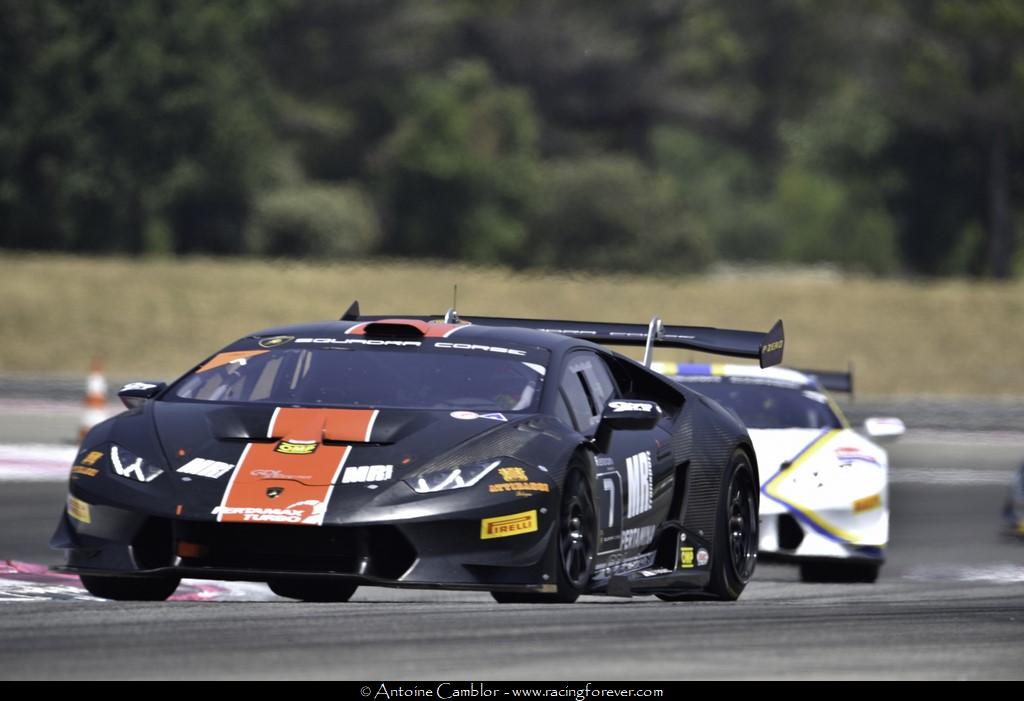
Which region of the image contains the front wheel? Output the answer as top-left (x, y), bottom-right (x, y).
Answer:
top-left (80, 574), bottom-right (180, 601)
top-left (492, 467), bottom-right (596, 604)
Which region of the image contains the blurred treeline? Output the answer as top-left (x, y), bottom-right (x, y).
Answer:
top-left (2, 0), bottom-right (1021, 277)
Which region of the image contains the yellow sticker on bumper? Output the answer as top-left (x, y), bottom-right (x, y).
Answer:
top-left (67, 495), bottom-right (91, 524)
top-left (853, 493), bottom-right (882, 513)
top-left (481, 510), bottom-right (538, 539)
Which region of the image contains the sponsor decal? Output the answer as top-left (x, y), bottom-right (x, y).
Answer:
top-left (596, 471), bottom-right (623, 553)
top-left (762, 339), bottom-right (785, 354)
top-left (696, 548), bottom-right (710, 567)
top-left (835, 447), bottom-right (881, 467)
top-left (341, 464), bottom-right (393, 483)
top-left (67, 495), bottom-right (91, 524)
top-left (196, 350), bottom-right (269, 373)
top-left (498, 467), bottom-right (528, 483)
top-left (853, 493), bottom-right (883, 513)
top-left (680, 546), bottom-right (695, 569)
top-left (80, 451), bottom-right (103, 467)
top-left (608, 400), bottom-right (657, 413)
top-left (177, 458), bottom-right (234, 479)
top-left (480, 510), bottom-right (538, 539)
top-left (450, 411), bottom-right (479, 420)
top-left (620, 525), bottom-right (657, 551)
top-left (594, 552), bottom-right (656, 579)
top-left (295, 337), bottom-right (421, 347)
top-left (71, 465), bottom-right (98, 478)
top-left (258, 335), bottom-right (294, 348)
top-left (488, 481), bottom-right (550, 494)
top-left (120, 382), bottom-right (157, 392)
top-left (212, 500), bottom-right (324, 524)
top-left (250, 469), bottom-right (313, 481)
top-left (626, 450), bottom-right (653, 518)
top-left (640, 568), bottom-right (672, 578)
top-left (266, 487), bottom-right (284, 499)
top-left (434, 341), bottom-right (527, 356)
top-left (275, 440), bottom-right (318, 455)
top-left (480, 413), bottom-right (508, 422)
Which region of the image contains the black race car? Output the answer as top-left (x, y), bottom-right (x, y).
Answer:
top-left (52, 304), bottom-right (785, 603)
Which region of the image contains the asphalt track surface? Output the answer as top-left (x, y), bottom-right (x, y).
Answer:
top-left (0, 420), bottom-right (1022, 679)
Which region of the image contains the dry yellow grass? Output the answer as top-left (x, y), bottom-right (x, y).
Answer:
top-left (1, 253), bottom-right (1022, 396)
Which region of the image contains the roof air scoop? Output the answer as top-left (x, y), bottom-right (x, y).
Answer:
top-left (361, 320), bottom-right (430, 338)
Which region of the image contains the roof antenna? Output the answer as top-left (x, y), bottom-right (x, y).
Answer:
top-left (444, 285), bottom-right (459, 323)
top-left (340, 300), bottom-right (360, 321)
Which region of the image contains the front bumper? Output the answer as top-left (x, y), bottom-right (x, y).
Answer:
top-left (758, 511), bottom-right (887, 564)
top-left (52, 491), bottom-right (561, 593)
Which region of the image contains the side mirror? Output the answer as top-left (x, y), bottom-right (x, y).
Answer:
top-left (595, 399), bottom-right (662, 451)
top-left (118, 381), bottom-right (166, 409)
top-left (863, 417), bottom-right (905, 441)
top-left (601, 399), bottom-right (663, 431)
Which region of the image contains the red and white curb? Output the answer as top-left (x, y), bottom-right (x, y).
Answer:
top-left (0, 561), bottom-right (280, 602)
top-left (0, 444), bottom-right (77, 482)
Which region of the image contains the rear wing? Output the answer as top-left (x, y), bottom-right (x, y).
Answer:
top-left (798, 366), bottom-right (853, 394)
top-left (341, 302), bottom-right (785, 368)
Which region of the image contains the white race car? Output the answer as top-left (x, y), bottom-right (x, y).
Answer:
top-left (654, 363), bottom-right (904, 583)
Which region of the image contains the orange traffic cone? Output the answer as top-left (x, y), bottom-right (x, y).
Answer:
top-left (79, 358), bottom-right (108, 442)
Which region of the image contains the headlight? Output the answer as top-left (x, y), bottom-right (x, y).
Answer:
top-left (407, 460), bottom-right (500, 494)
top-left (109, 445), bottom-right (164, 483)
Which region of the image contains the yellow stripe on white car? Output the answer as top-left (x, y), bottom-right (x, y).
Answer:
top-left (763, 429), bottom-right (867, 545)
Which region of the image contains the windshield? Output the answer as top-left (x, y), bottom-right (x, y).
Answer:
top-left (166, 344), bottom-right (548, 412)
top-left (680, 378), bottom-right (842, 430)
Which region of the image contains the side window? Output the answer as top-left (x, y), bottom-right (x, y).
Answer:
top-left (583, 354), bottom-right (617, 410)
top-left (554, 392), bottom-right (576, 429)
top-left (560, 352), bottom-right (619, 434)
top-left (561, 371), bottom-right (594, 433)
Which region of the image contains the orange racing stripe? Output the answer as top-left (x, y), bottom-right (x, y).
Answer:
top-left (196, 350), bottom-right (269, 374)
top-left (216, 408), bottom-right (377, 526)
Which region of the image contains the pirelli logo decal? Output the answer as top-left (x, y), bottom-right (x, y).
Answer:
top-left (480, 510), bottom-right (538, 540)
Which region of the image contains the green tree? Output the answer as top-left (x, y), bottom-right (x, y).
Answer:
top-left (372, 61), bottom-right (541, 263)
top-left (526, 155), bottom-right (712, 273)
top-left (0, 0), bottom-right (280, 254)
top-left (864, 0), bottom-right (1024, 277)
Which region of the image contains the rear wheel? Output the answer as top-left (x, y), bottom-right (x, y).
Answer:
top-left (492, 467), bottom-right (596, 604)
top-left (80, 574), bottom-right (180, 601)
top-left (800, 561), bottom-right (880, 583)
top-left (268, 578), bottom-right (358, 602)
top-left (659, 449), bottom-right (758, 602)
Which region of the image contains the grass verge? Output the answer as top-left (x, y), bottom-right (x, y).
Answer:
top-left (1, 253), bottom-right (1021, 396)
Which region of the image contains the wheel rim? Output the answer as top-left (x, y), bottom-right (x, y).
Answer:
top-left (559, 477), bottom-right (595, 590)
top-left (727, 465), bottom-right (758, 582)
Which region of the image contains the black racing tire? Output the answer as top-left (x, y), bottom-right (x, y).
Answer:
top-left (657, 449), bottom-right (758, 602)
top-left (705, 449), bottom-right (759, 600)
top-left (80, 574), bottom-right (180, 601)
top-left (268, 578), bottom-right (359, 602)
top-left (492, 466), bottom-right (597, 604)
top-left (800, 560), bottom-right (881, 583)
